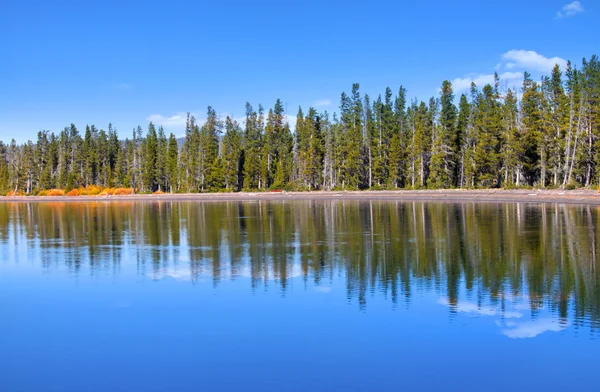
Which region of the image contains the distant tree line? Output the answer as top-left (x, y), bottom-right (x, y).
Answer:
top-left (1, 55), bottom-right (599, 194)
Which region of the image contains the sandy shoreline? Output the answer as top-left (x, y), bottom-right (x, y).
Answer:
top-left (1, 189), bottom-right (600, 205)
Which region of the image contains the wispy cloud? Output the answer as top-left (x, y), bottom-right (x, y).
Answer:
top-left (314, 99), bottom-right (332, 107)
top-left (438, 298), bottom-right (523, 318)
top-left (501, 50), bottom-right (567, 73)
top-left (112, 83), bottom-right (132, 91)
top-left (556, 1), bottom-right (584, 18)
top-left (147, 111), bottom-right (298, 135)
top-left (111, 300), bottom-right (132, 309)
top-left (501, 318), bottom-right (568, 339)
top-left (439, 297), bottom-right (569, 339)
top-left (451, 71), bottom-right (523, 92)
top-left (147, 112), bottom-right (190, 129)
top-left (451, 49), bottom-right (568, 93)
top-left (148, 264), bottom-right (305, 282)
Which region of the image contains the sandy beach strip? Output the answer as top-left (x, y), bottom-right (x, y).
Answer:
top-left (0, 189), bottom-right (600, 205)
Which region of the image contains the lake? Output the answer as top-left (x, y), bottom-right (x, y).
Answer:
top-left (0, 200), bottom-right (598, 391)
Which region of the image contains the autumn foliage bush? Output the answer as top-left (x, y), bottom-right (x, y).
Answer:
top-left (63, 186), bottom-right (134, 196)
top-left (111, 188), bottom-right (135, 195)
top-left (85, 185), bottom-right (102, 195)
top-left (21, 186), bottom-right (138, 197)
top-left (66, 189), bottom-right (80, 196)
top-left (37, 189), bottom-right (65, 196)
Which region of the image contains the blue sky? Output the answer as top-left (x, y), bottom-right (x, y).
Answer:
top-left (1, 0), bottom-right (597, 141)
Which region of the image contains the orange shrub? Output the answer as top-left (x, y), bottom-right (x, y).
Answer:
top-left (7, 191), bottom-right (24, 196)
top-left (153, 190), bottom-right (165, 195)
top-left (99, 188), bottom-right (114, 196)
top-left (112, 187), bottom-right (134, 195)
top-left (47, 189), bottom-right (65, 196)
top-left (66, 189), bottom-right (80, 197)
top-left (85, 185), bottom-right (103, 195)
top-left (37, 189), bottom-right (65, 196)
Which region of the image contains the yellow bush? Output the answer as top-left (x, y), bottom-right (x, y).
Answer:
top-left (85, 185), bottom-right (103, 195)
top-left (153, 190), bottom-right (165, 195)
top-left (47, 189), bottom-right (65, 196)
top-left (37, 189), bottom-right (65, 196)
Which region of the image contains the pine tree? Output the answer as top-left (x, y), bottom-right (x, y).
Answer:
top-left (299, 108), bottom-right (324, 190)
top-left (365, 94), bottom-right (377, 188)
top-left (429, 81), bottom-right (456, 188)
top-left (222, 116), bottom-right (242, 191)
top-left (97, 128), bottom-right (109, 187)
top-left (143, 122), bottom-right (158, 191)
top-left (474, 81), bottom-right (502, 187)
top-left (107, 123), bottom-right (120, 187)
top-left (8, 140), bottom-right (21, 193)
top-left (0, 142), bottom-right (9, 193)
top-left (500, 89), bottom-right (520, 186)
top-left (388, 86), bottom-right (407, 188)
top-left (260, 99), bottom-right (291, 189)
top-left (131, 125), bottom-right (144, 192)
top-left (339, 84), bottom-right (364, 189)
top-left (167, 133), bottom-right (179, 192)
top-left (156, 126), bottom-right (168, 191)
top-left (199, 106), bottom-right (221, 191)
top-left (456, 94), bottom-right (470, 187)
top-left (321, 111), bottom-right (336, 189)
top-left (581, 56), bottom-right (600, 186)
top-left (294, 107), bottom-right (306, 186)
top-left (68, 124), bottom-right (82, 189)
top-left (243, 103), bottom-right (262, 189)
top-left (545, 65), bottom-right (568, 186)
top-left (519, 72), bottom-right (542, 186)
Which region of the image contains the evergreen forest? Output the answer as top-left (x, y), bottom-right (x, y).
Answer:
top-left (2, 56), bottom-right (599, 195)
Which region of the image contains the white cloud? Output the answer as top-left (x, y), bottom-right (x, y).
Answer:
top-left (285, 115), bottom-right (298, 130)
top-left (452, 74), bottom-right (494, 92)
top-left (451, 49), bottom-right (568, 93)
top-left (556, 1), bottom-right (584, 18)
top-left (438, 298), bottom-right (523, 318)
top-left (502, 50), bottom-right (567, 73)
top-left (451, 71), bottom-right (523, 92)
top-left (148, 263), bottom-right (305, 282)
top-left (147, 111), bottom-right (298, 135)
top-left (314, 99), bottom-right (332, 107)
top-left (501, 318), bottom-right (568, 339)
top-left (439, 297), bottom-right (569, 339)
top-left (147, 112), bottom-right (190, 129)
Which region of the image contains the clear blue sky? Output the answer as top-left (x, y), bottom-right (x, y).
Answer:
top-left (1, 0), bottom-right (597, 141)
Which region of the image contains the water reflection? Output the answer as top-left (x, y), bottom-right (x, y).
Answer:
top-left (1, 200), bottom-right (599, 336)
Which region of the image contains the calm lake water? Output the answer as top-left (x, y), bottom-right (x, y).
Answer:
top-left (0, 200), bottom-right (599, 391)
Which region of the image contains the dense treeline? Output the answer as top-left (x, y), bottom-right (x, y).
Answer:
top-left (1, 55), bottom-right (599, 194)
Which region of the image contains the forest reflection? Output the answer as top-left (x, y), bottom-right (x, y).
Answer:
top-left (1, 200), bottom-right (599, 330)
